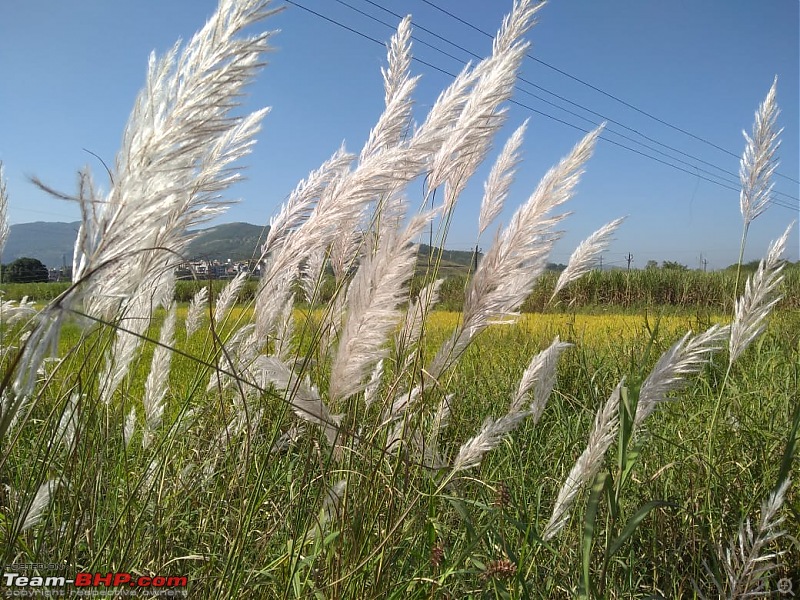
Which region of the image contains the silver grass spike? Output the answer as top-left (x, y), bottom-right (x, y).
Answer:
top-left (327, 212), bottom-right (434, 405)
top-left (479, 120), bottom-right (528, 236)
top-left (15, 0), bottom-right (277, 398)
top-left (215, 270), bottom-right (248, 325)
top-left (713, 479), bottom-right (791, 598)
top-left (740, 78), bottom-right (780, 230)
top-left (452, 411), bottom-right (530, 473)
top-left (123, 408), bottom-right (136, 448)
top-left (634, 325), bottom-right (729, 432)
top-left (729, 222), bottom-right (794, 364)
top-left (0, 162), bottom-right (9, 255)
top-left (18, 479), bottom-right (62, 532)
top-left (53, 394), bottom-right (79, 456)
top-left (551, 217), bottom-right (626, 300)
top-left (429, 127), bottom-right (601, 379)
top-left (185, 286), bottom-right (209, 338)
top-left (511, 337), bottom-right (572, 419)
top-left (543, 381), bottom-right (623, 541)
top-left (142, 302), bottom-right (177, 449)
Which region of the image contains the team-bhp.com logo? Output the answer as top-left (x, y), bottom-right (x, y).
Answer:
top-left (3, 566), bottom-right (188, 597)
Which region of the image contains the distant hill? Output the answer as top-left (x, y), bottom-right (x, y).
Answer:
top-left (0, 221), bottom-right (568, 274)
top-left (3, 221), bottom-right (80, 269)
top-left (1, 221), bottom-right (270, 269)
top-left (185, 222), bottom-right (268, 261)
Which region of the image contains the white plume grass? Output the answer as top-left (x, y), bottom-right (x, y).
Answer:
top-left (215, 270), bottom-right (248, 325)
top-left (729, 222), bottom-right (793, 364)
top-left (185, 286), bottom-right (209, 338)
top-left (478, 120), bottom-right (528, 236)
top-left (0, 162), bottom-right (9, 255)
top-left (452, 337), bottom-right (570, 473)
top-left (705, 479), bottom-right (792, 598)
top-left (142, 302), bottom-right (177, 449)
top-left (739, 78), bottom-right (780, 230)
top-left (18, 478), bottom-right (62, 532)
top-left (327, 212), bottom-right (433, 405)
top-left (543, 381), bottom-right (623, 540)
top-left (429, 127), bottom-right (601, 378)
top-left (15, 0), bottom-right (278, 397)
top-left (634, 325), bottom-right (729, 432)
top-left (511, 337), bottom-right (572, 419)
top-left (551, 217), bottom-right (625, 300)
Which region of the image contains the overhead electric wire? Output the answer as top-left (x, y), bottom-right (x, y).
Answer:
top-left (418, 0), bottom-right (800, 187)
top-left (333, 0), bottom-right (798, 206)
top-left (357, 0), bottom-right (798, 203)
top-left (283, 0), bottom-right (799, 212)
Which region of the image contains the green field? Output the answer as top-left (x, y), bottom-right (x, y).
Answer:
top-left (1, 295), bottom-right (797, 598)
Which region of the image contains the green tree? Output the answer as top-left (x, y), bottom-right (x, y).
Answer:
top-left (661, 260), bottom-right (688, 271)
top-left (2, 257), bottom-right (50, 283)
top-left (645, 260), bottom-right (658, 270)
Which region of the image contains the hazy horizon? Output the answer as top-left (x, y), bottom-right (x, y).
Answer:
top-left (1, 1), bottom-right (798, 270)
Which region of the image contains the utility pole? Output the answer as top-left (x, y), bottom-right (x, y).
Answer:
top-left (625, 252), bottom-right (633, 271)
top-left (599, 255), bottom-right (603, 270)
top-left (701, 256), bottom-right (708, 272)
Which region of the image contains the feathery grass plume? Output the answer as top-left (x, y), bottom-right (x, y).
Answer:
top-left (327, 212), bottom-right (433, 405)
top-left (299, 249), bottom-right (326, 304)
top-left (256, 14), bottom-right (417, 341)
top-left (363, 359), bottom-right (384, 412)
top-left (214, 270), bottom-right (248, 325)
top-left (479, 120), bottom-right (528, 236)
top-left (740, 78), bottom-right (780, 231)
top-left (18, 478), bottom-right (61, 532)
top-left (142, 302), bottom-right (177, 449)
top-left (428, 2), bottom-right (540, 211)
top-left (396, 278), bottom-right (444, 369)
top-left (421, 394), bottom-right (453, 469)
top-left (274, 293), bottom-right (295, 361)
top-left (729, 222), bottom-right (794, 364)
top-left (429, 128), bottom-right (601, 378)
top-left (361, 16), bottom-right (417, 161)
top-left (250, 355), bottom-right (341, 445)
top-left (52, 394), bottom-right (79, 456)
top-left (98, 294), bottom-right (153, 406)
top-left (451, 338), bottom-right (570, 473)
top-left (634, 324), bottom-right (729, 432)
top-left (16, 0), bottom-right (277, 396)
top-left (124, 407), bottom-right (136, 448)
top-left (706, 479), bottom-right (791, 598)
top-left (310, 479), bottom-right (347, 539)
top-left (510, 337), bottom-right (572, 418)
top-left (261, 147), bottom-right (353, 259)
top-left (0, 297), bottom-right (38, 327)
top-left (97, 275), bottom-right (175, 406)
top-left (185, 286), bottom-right (209, 338)
top-left (0, 162), bottom-right (9, 254)
top-left (452, 410), bottom-right (531, 473)
top-left (543, 381), bottom-right (623, 541)
top-left (329, 222), bottom-right (363, 283)
top-left (550, 217), bottom-right (626, 300)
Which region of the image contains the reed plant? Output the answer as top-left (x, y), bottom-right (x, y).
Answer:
top-left (0, 1), bottom-right (796, 598)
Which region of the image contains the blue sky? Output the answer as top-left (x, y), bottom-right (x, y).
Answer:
top-left (1, 0), bottom-right (797, 269)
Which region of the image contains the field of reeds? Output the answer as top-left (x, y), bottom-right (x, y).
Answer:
top-left (0, 1), bottom-right (797, 598)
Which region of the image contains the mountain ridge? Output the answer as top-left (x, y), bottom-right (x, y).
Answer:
top-left (1, 221), bottom-right (482, 270)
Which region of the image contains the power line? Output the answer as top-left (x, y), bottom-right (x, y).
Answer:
top-left (334, 0), bottom-right (797, 205)
top-left (283, 0), bottom-right (798, 211)
top-left (359, 0), bottom-right (767, 191)
top-left (419, 0), bottom-right (800, 187)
